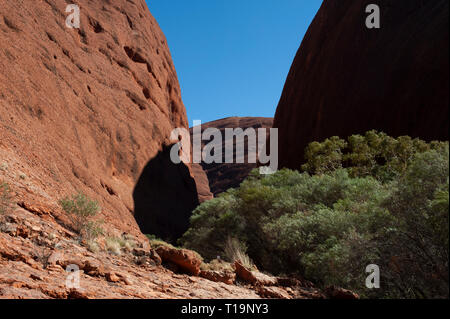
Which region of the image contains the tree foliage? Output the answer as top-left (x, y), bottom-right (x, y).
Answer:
top-left (181, 133), bottom-right (449, 298)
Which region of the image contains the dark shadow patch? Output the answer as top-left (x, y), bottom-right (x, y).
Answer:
top-left (133, 145), bottom-right (199, 243)
top-left (89, 17), bottom-right (104, 33)
top-left (124, 46), bottom-right (147, 64)
top-left (125, 90), bottom-right (147, 111)
top-left (3, 17), bottom-right (20, 32)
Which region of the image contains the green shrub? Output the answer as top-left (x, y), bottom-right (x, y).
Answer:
top-left (181, 133), bottom-right (449, 299)
top-left (378, 147), bottom-right (449, 298)
top-left (0, 182), bottom-right (12, 216)
top-left (302, 130), bottom-right (446, 182)
top-left (59, 192), bottom-right (101, 239)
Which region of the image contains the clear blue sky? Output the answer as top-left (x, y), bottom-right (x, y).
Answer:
top-left (146, 0), bottom-right (323, 124)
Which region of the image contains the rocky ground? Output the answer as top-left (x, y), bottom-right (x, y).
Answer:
top-left (0, 199), bottom-right (348, 299)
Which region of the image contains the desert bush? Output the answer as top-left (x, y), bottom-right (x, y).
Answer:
top-left (182, 133), bottom-right (449, 298)
top-left (106, 235), bottom-right (137, 256)
top-left (181, 191), bottom-right (246, 260)
top-left (87, 239), bottom-right (101, 253)
top-left (0, 181), bottom-right (12, 216)
top-left (302, 130), bottom-right (446, 182)
top-left (59, 192), bottom-right (102, 240)
top-left (224, 237), bottom-right (255, 270)
top-left (83, 220), bottom-right (104, 242)
top-left (106, 237), bottom-right (123, 256)
top-left (377, 147), bottom-right (449, 298)
top-left (200, 258), bottom-right (234, 272)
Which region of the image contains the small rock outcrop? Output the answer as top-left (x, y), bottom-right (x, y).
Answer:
top-left (199, 270), bottom-right (236, 285)
top-left (234, 261), bottom-right (277, 286)
top-left (155, 245), bottom-right (203, 276)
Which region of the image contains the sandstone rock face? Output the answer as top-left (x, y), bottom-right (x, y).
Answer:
top-left (190, 163), bottom-right (214, 203)
top-left (191, 117), bottom-right (273, 195)
top-left (0, 0), bottom-right (202, 237)
top-left (273, 0), bottom-right (449, 170)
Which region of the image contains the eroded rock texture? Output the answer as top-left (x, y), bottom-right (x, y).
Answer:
top-left (191, 117), bottom-right (273, 196)
top-left (273, 0), bottom-right (449, 170)
top-left (0, 0), bottom-right (202, 237)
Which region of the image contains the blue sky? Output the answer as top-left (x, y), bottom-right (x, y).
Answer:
top-left (145, 0), bottom-right (323, 124)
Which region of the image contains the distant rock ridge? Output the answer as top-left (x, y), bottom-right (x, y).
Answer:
top-left (190, 117), bottom-right (274, 196)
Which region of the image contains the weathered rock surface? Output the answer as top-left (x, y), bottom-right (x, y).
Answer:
top-left (0, 0), bottom-right (211, 242)
top-left (0, 205), bottom-right (329, 299)
top-left (155, 245), bottom-right (203, 276)
top-left (233, 261), bottom-right (326, 299)
top-left (190, 163), bottom-right (214, 203)
top-left (273, 0), bottom-right (449, 170)
top-left (191, 117), bottom-right (273, 195)
top-left (199, 270), bottom-right (236, 285)
top-left (325, 286), bottom-right (360, 300)
top-left (0, 206), bottom-right (263, 299)
top-left (234, 261), bottom-right (277, 286)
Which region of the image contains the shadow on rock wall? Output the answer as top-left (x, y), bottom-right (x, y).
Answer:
top-left (133, 145), bottom-right (199, 243)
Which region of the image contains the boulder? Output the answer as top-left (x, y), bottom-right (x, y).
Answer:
top-left (156, 246), bottom-right (202, 276)
top-left (199, 270), bottom-right (236, 285)
top-left (234, 261), bottom-right (278, 286)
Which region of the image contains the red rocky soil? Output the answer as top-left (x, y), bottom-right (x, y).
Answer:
top-left (0, 205), bottom-right (328, 299)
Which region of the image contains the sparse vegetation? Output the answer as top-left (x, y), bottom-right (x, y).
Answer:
top-left (0, 181), bottom-right (12, 216)
top-left (182, 132), bottom-right (449, 298)
top-left (0, 163), bottom-right (8, 171)
top-left (106, 237), bottom-right (123, 256)
top-left (200, 258), bottom-right (234, 272)
top-left (147, 234), bottom-right (178, 249)
top-left (224, 237), bottom-right (255, 270)
top-left (106, 235), bottom-right (137, 256)
top-left (86, 239), bottom-right (101, 253)
top-left (34, 247), bottom-right (53, 269)
top-left (59, 192), bottom-right (103, 241)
